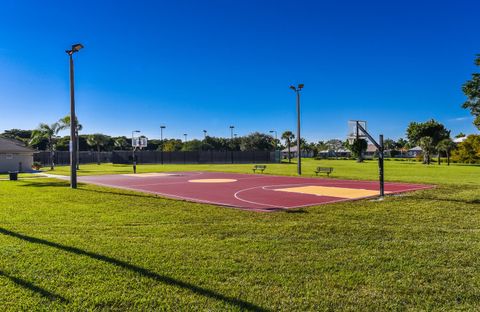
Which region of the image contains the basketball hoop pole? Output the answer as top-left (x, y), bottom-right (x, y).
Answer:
top-left (355, 122), bottom-right (385, 198)
top-left (132, 130), bottom-right (140, 174)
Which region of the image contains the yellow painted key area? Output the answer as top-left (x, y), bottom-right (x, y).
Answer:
top-left (274, 185), bottom-right (387, 199)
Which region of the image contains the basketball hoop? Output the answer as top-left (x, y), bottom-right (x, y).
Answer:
top-left (132, 137), bottom-right (148, 150)
top-left (346, 119), bottom-right (386, 198)
top-left (347, 120), bottom-right (367, 144)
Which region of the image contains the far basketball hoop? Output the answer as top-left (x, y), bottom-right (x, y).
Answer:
top-left (347, 120), bottom-right (367, 144)
top-left (132, 137), bottom-right (148, 150)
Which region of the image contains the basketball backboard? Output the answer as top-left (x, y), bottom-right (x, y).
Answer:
top-left (347, 120), bottom-right (367, 144)
top-left (132, 137), bottom-right (148, 149)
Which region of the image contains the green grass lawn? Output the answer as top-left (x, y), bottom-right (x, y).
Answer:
top-left (1, 160), bottom-right (479, 310)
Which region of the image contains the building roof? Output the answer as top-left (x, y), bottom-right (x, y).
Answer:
top-left (453, 136), bottom-right (467, 143)
top-left (0, 137), bottom-right (35, 153)
top-left (408, 146), bottom-right (422, 151)
top-left (366, 144), bottom-right (377, 153)
top-left (281, 146), bottom-right (316, 153)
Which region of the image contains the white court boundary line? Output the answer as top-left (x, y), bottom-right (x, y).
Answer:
top-left (53, 171), bottom-right (434, 212)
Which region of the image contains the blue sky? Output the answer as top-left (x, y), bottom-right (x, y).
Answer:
top-left (0, 0), bottom-right (478, 141)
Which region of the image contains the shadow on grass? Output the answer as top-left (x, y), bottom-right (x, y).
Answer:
top-left (285, 209), bottom-right (308, 214)
top-left (76, 187), bottom-right (161, 199)
top-left (0, 228), bottom-right (268, 312)
top-left (410, 196), bottom-right (480, 205)
top-left (0, 269), bottom-right (68, 303)
top-left (18, 181), bottom-right (69, 188)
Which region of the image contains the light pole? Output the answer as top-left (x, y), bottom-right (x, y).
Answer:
top-left (229, 125), bottom-right (235, 164)
top-left (184, 133), bottom-right (188, 143)
top-left (203, 130), bottom-right (207, 139)
top-left (76, 126), bottom-right (80, 170)
top-left (132, 130), bottom-right (140, 173)
top-left (160, 125), bottom-right (166, 165)
top-left (269, 130), bottom-right (278, 162)
top-left (66, 43), bottom-right (84, 189)
top-left (290, 84), bottom-right (304, 175)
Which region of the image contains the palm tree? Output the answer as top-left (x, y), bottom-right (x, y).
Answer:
top-left (59, 115), bottom-right (83, 169)
top-left (114, 137), bottom-right (129, 150)
top-left (437, 138), bottom-right (456, 166)
top-left (87, 134), bottom-right (110, 165)
top-left (30, 122), bottom-right (62, 170)
top-left (281, 131), bottom-right (295, 163)
top-left (418, 136), bottom-right (434, 164)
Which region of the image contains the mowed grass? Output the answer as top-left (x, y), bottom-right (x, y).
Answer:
top-left (0, 160), bottom-right (479, 310)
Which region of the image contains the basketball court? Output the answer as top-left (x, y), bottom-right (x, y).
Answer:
top-left (79, 172), bottom-right (432, 212)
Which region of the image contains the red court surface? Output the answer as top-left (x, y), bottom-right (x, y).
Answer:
top-left (79, 172), bottom-right (432, 212)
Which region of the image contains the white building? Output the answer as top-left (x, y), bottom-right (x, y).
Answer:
top-left (281, 146), bottom-right (315, 158)
top-left (407, 146), bottom-right (423, 158)
top-left (0, 137), bottom-right (35, 172)
top-left (454, 136), bottom-right (467, 143)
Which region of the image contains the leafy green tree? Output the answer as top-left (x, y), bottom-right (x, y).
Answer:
top-left (240, 132), bottom-right (274, 151)
top-left (86, 134), bottom-right (111, 164)
top-left (418, 136), bottom-right (434, 164)
top-left (30, 122), bottom-right (63, 169)
top-left (113, 137), bottom-right (129, 150)
top-left (461, 54), bottom-right (480, 130)
top-left (406, 119), bottom-right (450, 147)
top-left (451, 135), bottom-right (480, 164)
top-left (347, 138), bottom-right (368, 162)
top-left (1, 129), bottom-right (33, 144)
top-left (383, 139), bottom-right (396, 150)
top-left (163, 139), bottom-right (184, 152)
top-left (455, 132), bottom-right (466, 138)
top-left (181, 139), bottom-right (204, 151)
top-left (203, 136), bottom-right (229, 151)
top-left (281, 131), bottom-right (295, 163)
top-left (437, 138), bottom-right (456, 166)
top-left (58, 115), bottom-right (83, 132)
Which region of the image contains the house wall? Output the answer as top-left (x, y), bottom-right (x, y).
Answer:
top-left (0, 153), bottom-right (34, 172)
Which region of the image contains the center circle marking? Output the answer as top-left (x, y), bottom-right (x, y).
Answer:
top-left (188, 179), bottom-right (238, 183)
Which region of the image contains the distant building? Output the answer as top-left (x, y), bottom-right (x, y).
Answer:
top-left (0, 137), bottom-right (35, 172)
top-left (318, 148), bottom-right (351, 158)
top-left (364, 144), bottom-right (378, 158)
top-left (453, 136), bottom-right (467, 143)
top-left (407, 146), bottom-right (423, 158)
top-left (282, 146), bottom-right (315, 158)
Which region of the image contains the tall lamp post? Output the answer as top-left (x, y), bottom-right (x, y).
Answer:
top-left (66, 43), bottom-right (84, 189)
top-left (269, 130), bottom-right (278, 161)
top-left (290, 84), bottom-right (304, 175)
top-left (132, 130), bottom-right (140, 173)
top-left (229, 125), bottom-right (235, 164)
top-left (184, 133), bottom-right (188, 143)
top-left (203, 130), bottom-right (207, 139)
top-left (160, 125), bottom-right (166, 165)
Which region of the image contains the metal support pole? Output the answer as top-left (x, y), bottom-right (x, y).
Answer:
top-left (160, 127), bottom-right (164, 165)
top-left (379, 134), bottom-right (385, 198)
top-left (296, 91), bottom-right (301, 175)
top-left (69, 54), bottom-right (77, 189)
top-left (76, 128), bottom-right (80, 170)
top-left (230, 126), bottom-right (234, 164)
top-left (132, 131), bottom-right (137, 174)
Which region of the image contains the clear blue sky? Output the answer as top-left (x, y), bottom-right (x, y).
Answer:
top-left (0, 0), bottom-right (478, 141)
